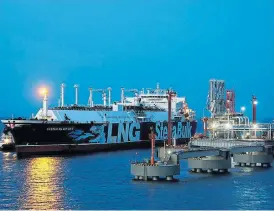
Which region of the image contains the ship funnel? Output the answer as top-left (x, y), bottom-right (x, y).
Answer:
top-left (61, 83), bottom-right (65, 107)
top-left (74, 84), bottom-right (79, 105)
top-left (88, 88), bottom-right (93, 107)
top-left (107, 87), bottom-right (112, 106)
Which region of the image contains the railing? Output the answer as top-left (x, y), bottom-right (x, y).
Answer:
top-left (211, 123), bottom-right (274, 130)
top-left (190, 139), bottom-right (264, 149)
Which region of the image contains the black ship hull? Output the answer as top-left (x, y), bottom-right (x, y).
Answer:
top-left (3, 120), bottom-right (197, 157)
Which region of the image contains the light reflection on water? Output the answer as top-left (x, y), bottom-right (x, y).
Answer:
top-left (19, 157), bottom-right (65, 210)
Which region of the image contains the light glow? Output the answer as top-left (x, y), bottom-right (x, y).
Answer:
top-left (225, 123), bottom-right (232, 129)
top-left (212, 123), bottom-right (218, 129)
top-left (241, 106), bottom-right (246, 112)
top-left (253, 124), bottom-right (258, 129)
top-left (3, 138), bottom-right (12, 144)
top-left (38, 87), bottom-right (49, 96)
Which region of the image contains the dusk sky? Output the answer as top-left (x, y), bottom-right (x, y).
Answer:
top-left (0, 0), bottom-right (274, 121)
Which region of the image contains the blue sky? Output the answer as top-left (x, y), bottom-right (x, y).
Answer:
top-left (0, 0), bottom-right (274, 121)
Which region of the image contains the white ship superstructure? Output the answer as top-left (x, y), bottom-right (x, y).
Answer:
top-left (31, 83), bottom-right (195, 123)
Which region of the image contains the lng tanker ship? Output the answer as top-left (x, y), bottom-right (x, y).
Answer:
top-left (1, 83), bottom-right (197, 156)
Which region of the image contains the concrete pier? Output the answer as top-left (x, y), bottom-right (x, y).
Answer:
top-left (234, 146), bottom-right (273, 168)
top-left (131, 162), bottom-right (180, 181)
top-left (188, 154), bottom-right (231, 174)
top-left (132, 139), bottom-right (274, 182)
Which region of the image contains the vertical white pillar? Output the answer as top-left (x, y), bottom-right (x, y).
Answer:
top-left (61, 83), bottom-right (65, 107)
top-left (43, 92), bottom-right (48, 117)
top-left (103, 92), bottom-right (107, 106)
top-left (89, 88), bottom-right (93, 107)
top-left (121, 88), bottom-right (124, 104)
top-left (74, 84), bottom-right (79, 105)
top-left (108, 87), bottom-right (112, 106)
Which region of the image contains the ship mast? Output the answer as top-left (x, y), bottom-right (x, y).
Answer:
top-left (168, 90), bottom-right (176, 145)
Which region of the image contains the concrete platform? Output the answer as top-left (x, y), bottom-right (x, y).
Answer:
top-left (233, 152), bottom-right (273, 167)
top-left (188, 155), bottom-right (231, 173)
top-left (131, 162), bottom-right (180, 181)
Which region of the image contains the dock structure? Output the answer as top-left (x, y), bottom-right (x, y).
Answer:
top-left (156, 139), bottom-right (273, 174)
top-left (131, 92), bottom-right (181, 181)
top-left (130, 79), bottom-right (274, 181)
top-left (131, 138), bottom-right (273, 181)
top-left (130, 160), bottom-right (180, 181)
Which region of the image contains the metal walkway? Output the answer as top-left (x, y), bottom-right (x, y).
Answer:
top-left (158, 139), bottom-right (268, 160)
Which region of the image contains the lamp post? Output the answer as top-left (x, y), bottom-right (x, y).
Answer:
top-left (251, 96), bottom-right (258, 124)
top-left (241, 106), bottom-right (246, 114)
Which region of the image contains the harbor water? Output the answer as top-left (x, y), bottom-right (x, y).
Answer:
top-left (1, 148), bottom-right (274, 210)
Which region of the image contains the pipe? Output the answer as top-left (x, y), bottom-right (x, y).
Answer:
top-left (108, 87), bottom-right (111, 106)
top-left (173, 137), bottom-right (176, 147)
top-left (89, 88), bottom-right (93, 107)
top-left (240, 117), bottom-right (244, 125)
top-left (202, 117), bottom-right (208, 136)
top-left (156, 82), bottom-right (160, 93)
top-left (150, 129), bottom-right (155, 165)
top-left (61, 83), bottom-right (65, 107)
top-left (103, 92), bottom-right (107, 106)
top-left (74, 84), bottom-right (79, 105)
top-left (121, 88), bottom-right (124, 104)
top-left (243, 116), bottom-right (249, 126)
top-left (234, 117), bottom-right (241, 125)
top-left (270, 124), bottom-right (272, 140)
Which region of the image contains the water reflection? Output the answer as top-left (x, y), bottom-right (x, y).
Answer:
top-left (20, 157), bottom-right (65, 210)
top-left (0, 152), bottom-right (19, 209)
top-left (1, 152), bottom-right (17, 172)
